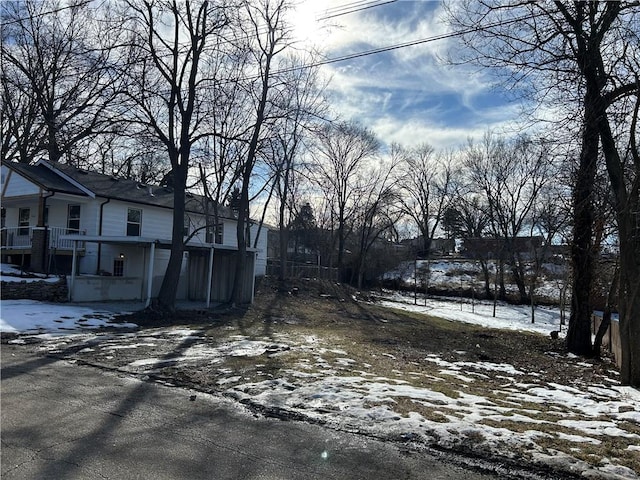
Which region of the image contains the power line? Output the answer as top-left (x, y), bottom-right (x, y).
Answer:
top-left (317, 0), bottom-right (398, 20)
top-left (271, 11), bottom-right (547, 76)
top-left (0, 1), bottom-right (94, 26)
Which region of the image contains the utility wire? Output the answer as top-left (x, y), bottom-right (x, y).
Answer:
top-left (318, 0), bottom-right (398, 20)
top-left (271, 11), bottom-right (547, 76)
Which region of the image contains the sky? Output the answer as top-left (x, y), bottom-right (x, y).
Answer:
top-left (289, 0), bottom-right (525, 150)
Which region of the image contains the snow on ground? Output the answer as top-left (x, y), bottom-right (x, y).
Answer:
top-left (1, 263), bottom-right (61, 283)
top-left (0, 300), bottom-right (137, 334)
top-left (2, 260), bottom-right (638, 479)
top-left (29, 323), bottom-right (639, 479)
top-left (376, 290), bottom-right (565, 337)
top-left (383, 259), bottom-right (565, 300)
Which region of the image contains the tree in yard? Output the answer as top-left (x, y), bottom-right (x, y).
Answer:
top-left (1, 0), bottom-right (125, 165)
top-left (311, 120), bottom-right (380, 277)
top-left (443, 193), bottom-right (491, 296)
top-left (462, 132), bottom-right (552, 304)
top-left (262, 55), bottom-right (327, 281)
top-left (289, 202), bottom-right (317, 264)
top-left (526, 184), bottom-right (571, 323)
top-left (195, 45), bottom-right (251, 251)
top-left (229, 0), bottom-right (298, 304)
top-left (122, 0), bottom-right (232, 311)
top-left (351, 157), bottom-right (401, 289)
top-left (396, 143), bottom-right (455, 258)
top-left (447, 0), bottom-right (640, 384)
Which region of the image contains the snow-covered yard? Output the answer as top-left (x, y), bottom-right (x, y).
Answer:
top-left (1, 265), bottom-right (638, 479)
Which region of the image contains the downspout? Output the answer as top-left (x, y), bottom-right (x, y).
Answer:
top-left (96, 198), bottom-right (110, 274)
top-left (40, 191), bottom-right (55, 224)
top-left (41, 191), bottom-right (55, 273)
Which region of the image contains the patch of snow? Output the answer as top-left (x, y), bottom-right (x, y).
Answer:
top-left (1, 263), bottom-right (62, 283)
top-left (0, 300), bottom-right (136, 334)
top-left (376, 290), bottom-right (563, 337)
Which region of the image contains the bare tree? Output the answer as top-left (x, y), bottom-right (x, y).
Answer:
top-left (312, 120), bottom-right (380, 276)
top-left (261, 55), bottom-right (326, 280)
top-left (122, 0), bottom-right (232, 311)
top-left (463, 132), bottom-right (552, 303)
top-left (228, 0), bottom-right (297, 304)
top-left (1, 0), bottom-right (125, 165)
top-left (396, 143), bottom-right (455, 258)
top-left (352, 158), bottom-right (400, 288)
top-left (444, 192), bottom-right (492, 296)
top-left (447, 0), bottom-right (640, 385)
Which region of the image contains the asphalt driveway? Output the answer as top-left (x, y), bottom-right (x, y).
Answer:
top-left (1, 344), bottom-right (503, 480)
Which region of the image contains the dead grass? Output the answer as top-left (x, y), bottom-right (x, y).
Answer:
top-left (88, 278), bottom-right (636, 475)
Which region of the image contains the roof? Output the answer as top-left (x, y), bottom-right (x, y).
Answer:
top-left (3, 160), bottom-right (236, 219)
top-left (59, 234), bottom-right (258, 253)
top-left (4, 162), bottom-right (86, 196)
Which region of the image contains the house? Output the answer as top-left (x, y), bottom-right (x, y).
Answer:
top-left (399, 236), bottom-right (456, 257)
top-left (461, 236), bottom-right (543, 260)
top-left (1, 160), bottom-right (267, 305)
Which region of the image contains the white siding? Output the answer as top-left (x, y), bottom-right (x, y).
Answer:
top-left (100, 200), bottom-right (173, 239)
top-left (253, 224), bottom-right (268, 276)
top-left (2, 168), bottom-right (40, 197)
top-left (223, 219), bottom-right (236, 246)
top-left (3, 201), bottom-right (38, 228)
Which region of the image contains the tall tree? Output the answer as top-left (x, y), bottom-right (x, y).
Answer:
top-left (312, 120), bottom-right (380, 276)
top-left (1, 0), bottom-right (124, 164)
top-left (122, 0), bottom-right (231, 311)
top-left (396, 143), bottom-right (454, 258)
top-left (265, 55), bottom-right (326, 280)
top-left (229, 0), bottom-right (295, 304)
top-left (463, 132), bottom-right (551, 303)
top-left (447, 2), bottom-right (640, 384)
top-left (352, 158), bottom-right (400, 288)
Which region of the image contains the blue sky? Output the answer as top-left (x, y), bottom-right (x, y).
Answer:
top-left (291, 0), bottom-right (526, 150)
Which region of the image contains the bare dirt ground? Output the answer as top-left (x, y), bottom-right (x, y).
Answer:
top-left (6, 278), bottom-right (638, 479)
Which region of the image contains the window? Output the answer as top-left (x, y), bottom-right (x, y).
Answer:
top-left (67, 205), bottom-right (80, 233)
top-left (127, 208), bottom-right (142, 236)
top-left (216, 222), bottom-right (224, 244)
top-left (206, 222), bottom-right (223, 244)
top-left (18, 208), bottom-right (30, 235)
top-left (183, 215), bottom-right (190, 237)
top-left (113, 258), bottom-right (124, 277)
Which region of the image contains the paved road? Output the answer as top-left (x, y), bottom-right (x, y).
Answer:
top-left (1, 344), bottom-right (503, 480)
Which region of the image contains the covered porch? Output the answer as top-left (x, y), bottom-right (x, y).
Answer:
top-left (62, 235), bottom-right (257, 307)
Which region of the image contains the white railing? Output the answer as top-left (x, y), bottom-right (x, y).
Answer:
top-left (1, 226), bottom-right (32, 248)
top-left (1, 226), bottom-right (84, 251)
top-left (48, 226), bottom-right (85, 250)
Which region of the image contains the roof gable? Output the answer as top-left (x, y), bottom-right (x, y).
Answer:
top-left (1, 161), bottom-right (87, 197)
top-left (33, 161), bottom-right (236, 218)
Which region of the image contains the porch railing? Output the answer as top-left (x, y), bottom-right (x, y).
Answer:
top-left (1, 226), bottom-right (84, 251)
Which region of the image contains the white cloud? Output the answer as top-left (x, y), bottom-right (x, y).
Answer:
top-left (290, 1), bottom-right (536, 151)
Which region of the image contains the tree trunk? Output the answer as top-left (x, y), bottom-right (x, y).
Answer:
top-left (618, 253), bottom-right (640, 385)
top-left (566, 89), bottom-right (599, 356)
top-left (158, 164), bottom-right (188, 311)
top-left (279, 226), bottom-right (288, 281)
top-left (593, 264), bottom-right (617, 357)
top-left (510, 254), bottom-right (528, 304)
top-left (231, 179), bottom-right (250, 305)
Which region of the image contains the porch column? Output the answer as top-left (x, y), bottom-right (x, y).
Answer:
top-left (69, 240), bottom-right (77, 302)
top-left (206, 246), bottom-right (214, 308)
top-left (145, 242), bottom-right (156, 308)
top-left (30, 227), bottom-right (48, 273)
top-left (251, 252), bottom-right (257, 303)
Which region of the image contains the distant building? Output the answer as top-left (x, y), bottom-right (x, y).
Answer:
top-left (461, 236), bottom-right (543, 259)
top-left (399, 236), bottom-right (456, 257)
